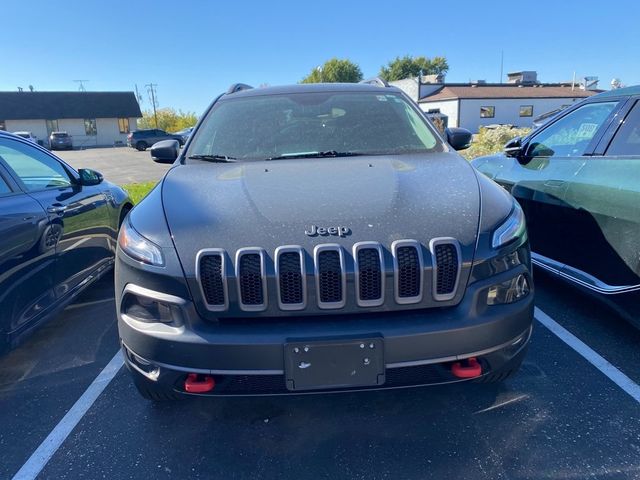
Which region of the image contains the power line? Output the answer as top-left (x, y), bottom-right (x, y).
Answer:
top-left (145, 83), bottom-right (159, 128)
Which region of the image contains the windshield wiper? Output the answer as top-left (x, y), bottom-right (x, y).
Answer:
top-left (265, 150), bottom-right (364, 161)
top-left (188, 154), bottom-right (237, 163)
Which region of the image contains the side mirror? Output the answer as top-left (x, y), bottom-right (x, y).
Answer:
top-left (78, 168), bottom-right (103, 186)
top-left (445, 127), bottom-right (472, 151)
top-left (504, 136), bottom-right (523, 157)
top-left (150, 139), bottom-right (179, 163)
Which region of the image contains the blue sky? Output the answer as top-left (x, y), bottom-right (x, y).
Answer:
top-left (3, 0), bottom-right (639, 114)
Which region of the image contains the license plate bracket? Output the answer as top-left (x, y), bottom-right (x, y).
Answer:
top-left (284, 337), bottom-right (385, 391)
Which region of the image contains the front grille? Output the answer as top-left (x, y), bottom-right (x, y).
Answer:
top-left (199, 254), bottom-right (225, 307)
top-left (278, 251), bottom-right (304, 305)
top-left (238, 252), bottom-right (264, 307)
top-left (357, 247), bottom-right (382, 303)
top-left (197, 238), bottom-right (462, 313)
top-left (317, 249), bottom-right (344, 306)
top-left (396, 246), bottom-right (421, 299)
top-left (432, 240), bottom-right (460, 301)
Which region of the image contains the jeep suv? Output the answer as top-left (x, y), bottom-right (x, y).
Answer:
top-left (127, 129), bottom-right (184, 151)
top-left (116, 81), bottom-right (534, 400)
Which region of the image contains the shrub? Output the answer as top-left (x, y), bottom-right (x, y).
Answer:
top-left (461, 125), bottom-right (531, 160)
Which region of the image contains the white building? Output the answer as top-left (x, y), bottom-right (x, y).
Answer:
top-left (391, 76), bottom-right (599, 132)
top-left (0, 91), bottom-right (142, 148)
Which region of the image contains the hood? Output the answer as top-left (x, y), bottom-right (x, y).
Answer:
top-left (162, 154), bottom-right (481, 276)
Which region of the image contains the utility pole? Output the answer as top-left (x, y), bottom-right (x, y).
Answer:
top-left (145, 83), bottom-right (159, 128)
top-left (499, 51), bottom-right (504, 84)
top-left (73, 79), bottom-right (89, 91)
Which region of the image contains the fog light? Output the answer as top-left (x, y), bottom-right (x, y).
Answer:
top-left (122, 294), bottom-right (175, 323)
top-left (487, 274), bottom-right (530, 305)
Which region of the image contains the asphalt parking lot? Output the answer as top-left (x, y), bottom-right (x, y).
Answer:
top-left (2, 271), bottom-right (640, 480)
top-left (56, 147), bottom-right (173, 185)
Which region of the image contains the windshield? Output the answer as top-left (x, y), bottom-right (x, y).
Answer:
top-left (187, 91), bottom-right (441, 161)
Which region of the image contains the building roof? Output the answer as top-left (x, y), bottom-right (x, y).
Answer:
top-left (419, 84), bottom-right (600, 102)
top-left (0, 91), bottom-right (142, 120)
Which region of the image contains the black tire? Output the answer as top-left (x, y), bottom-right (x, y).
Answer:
top-left (135, 141), bottom-right (147, 151)
top-left (474, 347), bottom-right (527, 384)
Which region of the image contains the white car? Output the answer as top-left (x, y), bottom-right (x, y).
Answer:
top-left (13, 131), bottom-right (38, 144)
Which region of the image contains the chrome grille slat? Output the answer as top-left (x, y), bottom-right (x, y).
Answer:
top-left (196, 249), bottom-right (228, 312)
top-left (430, 238), bottom-right (462, 302)
top-left (392, 240), bottom-right (424, 304)
top-left (275, 246), bottom-right (306, 310)
top-left (353, 242), bottom-right (384, 307)
top-left (236, 248), bottom-right (267, 311)
top-left (314, 244), bottom-right (346, 309)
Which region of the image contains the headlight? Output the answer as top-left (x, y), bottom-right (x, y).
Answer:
top-left (492, 202), bottom-right (526, 249)
top-left (118, 219), bottom-right (165, 266)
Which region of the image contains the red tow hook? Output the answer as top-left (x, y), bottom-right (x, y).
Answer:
top-left (451, 357), bottom-right (482, 379)
top-left (184, 373), bottom-right (215, 393)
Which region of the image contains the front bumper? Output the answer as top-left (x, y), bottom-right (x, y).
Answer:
top-left (118, 265), bottom-right (534, 395)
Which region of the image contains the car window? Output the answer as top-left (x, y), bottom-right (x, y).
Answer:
top-left (0, 172), bottom-right (11, 195)
top-left (606, 100), bottom-right (640, 156)
top-left (527, 101), bottom-right (618, 157)
top-left (188, 92), bottom-right (440, 161)
top-left (0, 139), bottom-right (73, 191)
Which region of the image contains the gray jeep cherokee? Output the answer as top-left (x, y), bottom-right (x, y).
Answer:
top-left (115, 81), bottom-right (533, 400)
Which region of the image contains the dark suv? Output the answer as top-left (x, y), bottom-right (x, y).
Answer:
top-left (116, 81), bottom-right (533, 400)
top-left (473, 85), bottom-right (640, 326)
top-left (127, 129), bottom-right (184, 151)
top-left (48, 131), bottom-right (73, 150)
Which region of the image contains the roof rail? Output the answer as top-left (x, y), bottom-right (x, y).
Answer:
top-left (226, 83), bottom-right (253, 94)
top-left (359, 77), bottom-right (390, 88)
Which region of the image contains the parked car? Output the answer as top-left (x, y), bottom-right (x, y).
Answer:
top-left (127, 129), bottom-right (184, 151)
top-left (0, 131), bottom-right (132, 352)
top-left (473, 85), bottom-right (640, 326)
top-left (13, 131), bottom-right (38, 144)
top-left (173, 127), bottom-right (194, 143)
top-left (48, 131), bottom-right (73, 150)
top-left (116, 81), bottom-right (533, 401)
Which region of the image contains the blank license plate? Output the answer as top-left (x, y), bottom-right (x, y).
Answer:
top-left (284, 338), bottom-right (385, 391)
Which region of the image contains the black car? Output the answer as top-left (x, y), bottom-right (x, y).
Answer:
top-left (116, 81), bottom-right (533, 401)
top-left (473, 85), bottom-right (640, 326)
top-left (0, 131), bottom-right (133, 352)
top-left (127, 129), bottom-right (184, 151)
top-left (49, 131), bottom-right (73, 150)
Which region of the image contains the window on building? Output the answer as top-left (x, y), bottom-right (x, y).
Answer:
top-left (118, 118), bottom-right (130, 134)
top-left (46, 119), bottom-right (59, 135)
top-left (84, 119), bottom-right (97, 136)
top-left (480, 106), bottom-right (495, 118)
top-left (520, 105), bottom-right (533, 117)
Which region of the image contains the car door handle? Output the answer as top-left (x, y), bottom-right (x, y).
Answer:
top-left (543, 180), bottom-right (567, 188)
top-left (47, 205), bottom-right (67, 214)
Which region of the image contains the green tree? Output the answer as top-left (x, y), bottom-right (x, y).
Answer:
top-left (301, 58), bottom-right (363, 83)
top-left (138, 108), bottom-right (198, 132)
top-left (379, 55), bottom-right (449, 82)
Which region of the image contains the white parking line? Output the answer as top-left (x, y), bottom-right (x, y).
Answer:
top-left (11, 350), bottom-right (124, 480)
top-left (535, 307), bottom-right (640, 404)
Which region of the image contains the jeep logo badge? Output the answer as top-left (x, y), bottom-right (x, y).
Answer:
top-left (305, 225), bottom-right (351, 237)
